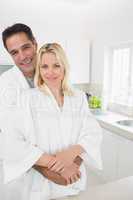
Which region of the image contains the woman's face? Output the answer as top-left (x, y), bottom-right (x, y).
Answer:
top-left (40, 52), bottom-right (64, 89)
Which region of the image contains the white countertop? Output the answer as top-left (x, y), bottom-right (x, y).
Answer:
top-left (94, 111), bottom-right (133, 141)
top-left (82, 176), bottom-right (133, 200)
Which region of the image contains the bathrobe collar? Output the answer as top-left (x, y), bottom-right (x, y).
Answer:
top-left (12, 65), bottom-right (31, 89)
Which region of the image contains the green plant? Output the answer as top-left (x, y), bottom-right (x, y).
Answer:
top-left (89, 96), bottom-right (102, 109)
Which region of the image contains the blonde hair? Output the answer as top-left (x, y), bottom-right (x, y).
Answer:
top-left (34, 43), bottom-right (74, 96)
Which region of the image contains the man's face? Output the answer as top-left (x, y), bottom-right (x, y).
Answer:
top-left (6, 32), bottom-right (37, 77)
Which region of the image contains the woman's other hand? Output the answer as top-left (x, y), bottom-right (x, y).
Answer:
top-left (60, 163), bottom-right (81, 185)
top-left (35, 153), bottom-right (57, 167)
top-left (47, 149), bottom-right (75, 172)
top-left (47, 145), bottom-right (84, 172)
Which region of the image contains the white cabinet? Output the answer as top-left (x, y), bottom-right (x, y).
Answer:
top-left (101, 128), bottom-right (133, 182)
top-left (66, 40), bottom-right (90, 84)
top-left (116, 134), bottom-right (133, 179)
top-left (101, 129), bottom-right (118, 182)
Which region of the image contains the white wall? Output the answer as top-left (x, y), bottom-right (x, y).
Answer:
top-left (90, 0), bottom-right (133, 87)
top-left (1, 0), bottom-right (133, 86)
top-left (0, 0), bottom-right (90, 62)
top-left (91, 22), bottom-right (133, 85)
top-left (0, 0), bottom-right (91, 83)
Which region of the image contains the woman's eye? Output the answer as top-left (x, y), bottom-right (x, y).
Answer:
top-left (55, 64), bottom-right (60, 68)
top-left (41, 65), bottom-right (48, 68)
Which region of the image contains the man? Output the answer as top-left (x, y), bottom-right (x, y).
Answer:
top-left (0, 23), bottom-right (82, 199)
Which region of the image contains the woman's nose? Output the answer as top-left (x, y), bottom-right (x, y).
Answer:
top-left (47, 67), bottom-right (54, 74)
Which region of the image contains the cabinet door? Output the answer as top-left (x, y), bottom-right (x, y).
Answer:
top-left (102, 128), bottom-right (133, 181)
top-left (66, 40), bottom-right (90, 84)
top-left (101, 129), bottom-right (118, 182)
top-left (116, 134), bottom-right (133, 179)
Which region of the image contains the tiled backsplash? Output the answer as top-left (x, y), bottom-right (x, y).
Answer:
top-left (73, 83), bottom-right (103, 97)
top-left (73, 83), bottom-right (90, 93)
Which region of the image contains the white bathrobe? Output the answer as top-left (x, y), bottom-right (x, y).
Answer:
top-left (0, 66), bottom-right (31, 200)
top-left (2, 88), bottom-right (102, 200)
top-left (0, 66), bottom-right (30, 160)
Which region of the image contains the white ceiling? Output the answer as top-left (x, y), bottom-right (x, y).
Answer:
top-left (1, 0), bottom-right (132, 21)
top-left (0, 0), bottom-right (133, 40)
top-left (1, 0), bottom-right (133, 64)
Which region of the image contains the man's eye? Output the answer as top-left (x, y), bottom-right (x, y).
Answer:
top-left (11, 51), bottom-right (17, 56)
top-left (23, 46), bottom-right (31, 50)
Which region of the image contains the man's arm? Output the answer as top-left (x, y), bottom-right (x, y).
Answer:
top-left (33, 165), bottom-right (68, 185)
top-left (74, 155), bottom-right (83, 166)
top-left (33, 156), bottom-right (83, 185)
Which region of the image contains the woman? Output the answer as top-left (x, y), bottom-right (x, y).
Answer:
top-left (3, 43), bottom-right (102, 200)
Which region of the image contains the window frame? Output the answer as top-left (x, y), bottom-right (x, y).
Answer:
top-left (103, 42), bottom-right (133, 116)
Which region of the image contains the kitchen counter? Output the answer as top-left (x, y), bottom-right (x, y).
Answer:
top-left (94, 111), bottom-right (133, 141)
top-left (81, 176), bottom-right (133, 200)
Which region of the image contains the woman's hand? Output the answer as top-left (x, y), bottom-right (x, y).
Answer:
top-left (60, 163), bottom-right (81, 185)
top-left (47, 145), bottom-right (84, 172)
top-left (47, 149), bottom-right (76, 172)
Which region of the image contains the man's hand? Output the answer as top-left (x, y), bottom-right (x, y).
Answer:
top-left (33, 156), bottom-right (83, 186)
top-left (74, 156), bottom-right (83, 166)
top-left (33, 165), bottom-right (67, 185)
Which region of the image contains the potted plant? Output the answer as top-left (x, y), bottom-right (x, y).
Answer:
top-left (88, 96), bottom-right (102, 114)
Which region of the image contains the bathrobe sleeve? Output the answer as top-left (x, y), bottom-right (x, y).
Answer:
top-left (77, 92), bottom-right (103, 170)
top-left (2, 104), bottom-right (43, 184)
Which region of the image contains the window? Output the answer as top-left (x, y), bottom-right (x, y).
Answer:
top-left (103, 43), bottom-right (133, 116)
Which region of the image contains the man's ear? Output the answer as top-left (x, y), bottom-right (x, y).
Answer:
top-left (33, 39), bottom-right (38, 50)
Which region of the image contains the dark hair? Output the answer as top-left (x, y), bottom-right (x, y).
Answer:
top-left (2, 23), bottom-right (35, 50)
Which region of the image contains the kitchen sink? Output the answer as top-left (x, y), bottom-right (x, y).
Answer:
top-left (116, 119), bottom-right (133, 127)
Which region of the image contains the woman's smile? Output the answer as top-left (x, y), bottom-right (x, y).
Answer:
top-left (40, 52), bottom-right (64, 88)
